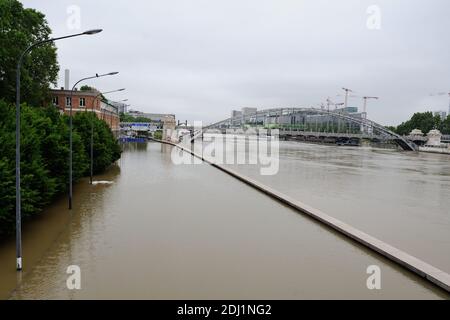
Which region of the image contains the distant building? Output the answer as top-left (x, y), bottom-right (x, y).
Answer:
top-left (110, 101), bottom-right (128, 114)
top-left (241, 107), bottom-right (258, 116)
top-left (229, 108), bottom-right (258, 126)
top-left (231, 110), bottom-right (242, 118)
top-left (336, 107), bottom-right (359, 114)
top-left (126, 110), bottom-right (176, 123)
top-left (434, 111), bottom-right (447, 120)
top-left (50, 88), bottom-right (120, 131)
top-left (162, 115), bottom-right (177, 141)
top-left (228, 106), bottom-right (366, 130)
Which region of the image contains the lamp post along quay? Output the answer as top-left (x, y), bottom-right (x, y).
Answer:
top-left (15, 29), bottom-right (103, 271)
top-left (90, 88), bottom-right (126, 184)
top-left (69, 72), bottom-right (119, 210)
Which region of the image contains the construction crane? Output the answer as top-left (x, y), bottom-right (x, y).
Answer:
top-left (362, 96), bottom-right (379, 118)
top-left (326, 97), bottom-right (334, 112)
top-left (337, 93), bottom-right (379, 116)
top-left (324, 97), bottom-right (340, 110)
top-left (342, 87), bottom-right (354, 110)
top-left (325, 98), bottom-right (343, 111)
top-left (430, 91), bottom-right (450, 115)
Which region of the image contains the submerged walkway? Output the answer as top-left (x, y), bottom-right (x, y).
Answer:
top-left (2, 143), bottom-right (448, 299)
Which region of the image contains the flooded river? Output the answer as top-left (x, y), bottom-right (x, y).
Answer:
top-left (0, 142), bottom-right (448, 299)
top-left (216, 140), bottom-right (450, 274)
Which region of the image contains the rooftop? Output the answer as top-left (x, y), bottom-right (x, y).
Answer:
top-left (50, 88), bottom-right (101, 97)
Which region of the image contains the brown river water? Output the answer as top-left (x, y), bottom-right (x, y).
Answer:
top-left (0, 142), bottom-right (448, 299)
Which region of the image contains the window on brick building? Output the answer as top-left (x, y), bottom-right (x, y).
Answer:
top-left (66, 97), bottom-right (72, 107)
top-left (80, 97), bottom-right (86, 108)
top-left (52, 96), bottom-right (59, 106)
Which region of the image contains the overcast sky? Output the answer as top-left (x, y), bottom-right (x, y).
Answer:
top-left (22, 0), bottom-right (450, 125)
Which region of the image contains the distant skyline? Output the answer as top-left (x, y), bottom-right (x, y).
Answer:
top-left (22, 0), bottom-right (450, 126)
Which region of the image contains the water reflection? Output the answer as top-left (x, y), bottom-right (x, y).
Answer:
top-left (0, 164), bottom-right (120, 299)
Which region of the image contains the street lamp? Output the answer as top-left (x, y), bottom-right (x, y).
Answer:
top-left (15, 29), bottom-right (102, 271)
top-left (90, 88), bottom-right (125, 184)
top-left (69, 72), bottom-right (119, 209)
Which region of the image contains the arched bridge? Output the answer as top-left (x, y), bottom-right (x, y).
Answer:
top-left (202, 108), bottom-right (416, 151)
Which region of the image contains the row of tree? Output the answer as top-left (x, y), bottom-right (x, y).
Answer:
top-left (387, 112), bottom-right (450, 136)
top-left (119, 113), bottom-right (152, 123)
top-left (0, 101), bottom-right (121, 237)
top-left (0, 0), bottom-right (122, 237)
top-left (0, 0), bottom-right (59, 106)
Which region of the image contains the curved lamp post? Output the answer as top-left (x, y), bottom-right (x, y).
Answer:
top-left (69, 72), bottom-right (119, 209)
top-left (90, 88), bottom-right (125, 184)
top-left (15, 29), bottom-right (102, 271)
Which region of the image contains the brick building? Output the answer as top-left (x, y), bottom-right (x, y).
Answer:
top-left (50, 88), bottom-right (120, 131)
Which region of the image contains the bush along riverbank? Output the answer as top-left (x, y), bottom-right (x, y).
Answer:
top-left (0, 100), bottom-right (121, 237)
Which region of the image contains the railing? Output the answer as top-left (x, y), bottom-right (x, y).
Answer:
top-left (278, 129), bottom-right (384, 140)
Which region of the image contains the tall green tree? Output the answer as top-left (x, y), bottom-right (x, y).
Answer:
top-left (0, 100), bottom-right (122, 237)
top-left (80, 85), bottom-right (95, 92)
top-left (395, 112), bottom-right (441, 136)
top-left (120, 113), bottom-right (152, 123)
top-left (0, 2), bottom-right (122, 238)
top-left (0, 0), bottom-right (59, 105)
top-left (72, 112), bottom-right (121, 174)
top-left (79, 85), bottom-right (105, 100)
top-left (0, 101), bottom-right (60, 234)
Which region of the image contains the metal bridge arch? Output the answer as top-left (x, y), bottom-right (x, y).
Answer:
top-left (203, 108), bottom-right (416, 151)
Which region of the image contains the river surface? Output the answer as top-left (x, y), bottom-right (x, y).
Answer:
top-left (0, 142), bottom-right (448, 299)
top-left (200, 138), bottom-right (450, 274)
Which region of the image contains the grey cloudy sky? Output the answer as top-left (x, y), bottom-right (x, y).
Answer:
top-left (22, 0), bottom-right (450, 125)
